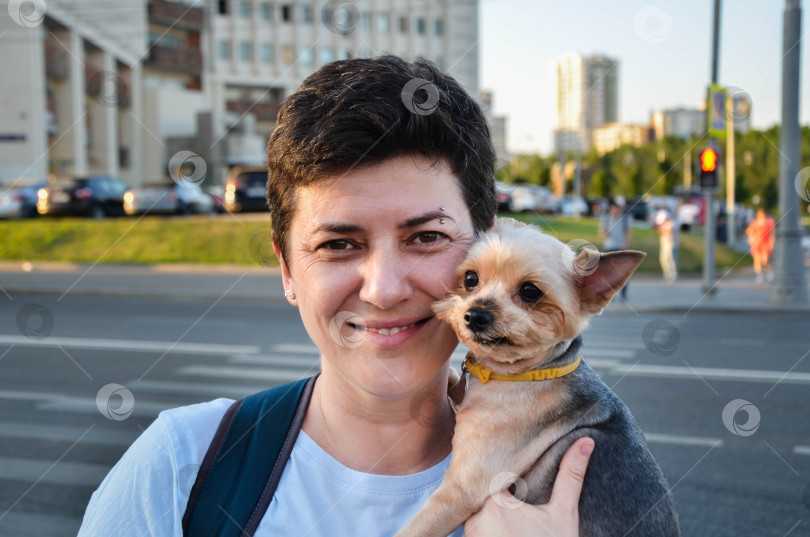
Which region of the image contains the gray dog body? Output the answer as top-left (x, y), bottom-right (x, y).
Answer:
top-left (515, 336), bottom-right (681, 536)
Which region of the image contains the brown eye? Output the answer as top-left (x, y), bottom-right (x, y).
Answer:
top-left (463, 271), bottom-right (479, 290)
top-left (519, 282), bottom-right (543, 302)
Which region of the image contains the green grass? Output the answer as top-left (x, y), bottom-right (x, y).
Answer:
top-left (0, 214), bottom-right (750, 273)
top-left (0, 216), bottom-right (278, 267)
top-left (511, 213), bottom-right (749, 275)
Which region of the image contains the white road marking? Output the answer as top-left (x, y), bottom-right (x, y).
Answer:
top-left (0, 456), bottom-right (109, 487)
top-left (0, 335), bottom-right (260, 355)
top-left (644, 433), bottom-right (725, 448)
top-left (610, 364), bottom-right (810, 385)
top-left (178, 365), bottom-right (315, 383)
top-left (792, 445), bottom-right (810, 456)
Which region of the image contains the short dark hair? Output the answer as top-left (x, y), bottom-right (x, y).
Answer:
top-left (266, 55), bottom-right (497, 263)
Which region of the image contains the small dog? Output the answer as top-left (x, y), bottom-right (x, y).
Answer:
top-left (395, 218), bottom-right (681, 537)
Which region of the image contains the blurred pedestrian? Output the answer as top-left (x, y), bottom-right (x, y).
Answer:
top-left (654, 208), bottom-right (678, 284)
top-left (745, 209), bottom-right (775, 282)
top-left (600, 196), bottom-right (632, 299)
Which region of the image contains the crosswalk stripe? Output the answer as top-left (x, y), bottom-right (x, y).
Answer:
top-left (644, 433), bottom-right (724, 447)
top-left (131, 379), bottom-right (268, 398)
top-left (0, 511), bottom-right (82, 537)
top-left (0, 421), bottom-right (138, 447)
top-left (178, 365), bottom-right (315, 382)
top-left (37, 397), bottom-right (179, 417)
top-left (793, 445), bottom-right (810, 456)
top-left (0, 456), bottom-right (109, 488)
top-left (227, 354), bottom-right (321, 368)
top-left (0, 335), bottom-right (260, 355)
top-left (610, 364), bottom-right (810, 384)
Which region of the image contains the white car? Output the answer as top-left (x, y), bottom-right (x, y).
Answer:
top-left (556, 196), bottom-right (588, 217)
top-left (124, 183), bottom-right (214, 216)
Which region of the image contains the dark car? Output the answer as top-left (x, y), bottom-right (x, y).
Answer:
top-left (37, 176), bottom-right (128, 218)
top-left (224, 166), bottom-right (268, 212)
top-left (627, 198), bottom-right (650, 222)
top-left (0, 180), bottom-right (45, 218)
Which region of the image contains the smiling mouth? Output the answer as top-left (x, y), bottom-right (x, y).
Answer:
top-left (349, 317), bottom-right (432, 336)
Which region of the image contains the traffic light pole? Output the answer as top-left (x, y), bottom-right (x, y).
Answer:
top-left (769, 0), bottom-right (808, 305)
top-left (703, 0), bottom-right (722, 295)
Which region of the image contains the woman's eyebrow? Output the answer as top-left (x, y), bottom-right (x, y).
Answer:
top-left (399, 211), bottom-right (456, 230)
top-left (310, 223), bottom-right (363, 235)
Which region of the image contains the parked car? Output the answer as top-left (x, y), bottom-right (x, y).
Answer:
top-left (586, 197), bottom-right (608, 218)
top-left (627, 197), bottom-right (650, 222)
top-left (494, 182), bottom-right (515, 212)
top-left (555, 195), bottom-right (588, 217)
top-left (37, 176), bottom-right (128, 218)
top-left (224, 166), bottom-right (268, 212)
top-left (205, 185), bottom-right (226, 214)
top-left (509, 185), bottom-right (556, 213)
top-left (0, 180), bottom-right (45, 218)
top-left (124, 183), bottom-right (214, 216)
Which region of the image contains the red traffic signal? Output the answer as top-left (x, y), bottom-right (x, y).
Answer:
top-left (700, 147), bottom-right (718, 173)
top-left (699, 147), bottom-right (719, 189)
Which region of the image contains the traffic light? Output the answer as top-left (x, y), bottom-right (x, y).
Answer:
top-left (699, 147), bottom-right (719, 189)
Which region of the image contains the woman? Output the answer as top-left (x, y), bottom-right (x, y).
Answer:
top-left (78, 56), bottom-right (592, 537)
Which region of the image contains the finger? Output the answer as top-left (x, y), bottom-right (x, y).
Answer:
top-left (548, 437), bottom-right (594, 512)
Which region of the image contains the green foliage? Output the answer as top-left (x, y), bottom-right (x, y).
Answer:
top-left (503, 126), bottom-right (809, 215)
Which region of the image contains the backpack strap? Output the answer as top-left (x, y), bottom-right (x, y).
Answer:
top-left (183, 375), bottom-right (318, 537)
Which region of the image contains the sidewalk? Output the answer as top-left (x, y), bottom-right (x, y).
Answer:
top-left (1, 261), bottom-right (809, 314)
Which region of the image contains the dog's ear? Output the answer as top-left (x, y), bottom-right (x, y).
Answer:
top-left (576, 250), bottom-right (646, 313)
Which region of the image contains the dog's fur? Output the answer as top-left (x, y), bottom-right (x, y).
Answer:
top-left (394, 218), bottom-right (681, 537)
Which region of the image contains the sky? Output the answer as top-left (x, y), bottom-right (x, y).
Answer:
top-left (480, 0), bottom-right (810, 155)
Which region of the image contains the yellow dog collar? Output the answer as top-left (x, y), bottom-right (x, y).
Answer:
top-left (463, 355), bottom-right (582, 383)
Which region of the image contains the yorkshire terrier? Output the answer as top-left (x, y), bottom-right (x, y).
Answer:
top-left (395, 218), bottom-right (681, 537)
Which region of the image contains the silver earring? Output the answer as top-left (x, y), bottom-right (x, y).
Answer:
top-left (284, 290), bottom-right (295, 300)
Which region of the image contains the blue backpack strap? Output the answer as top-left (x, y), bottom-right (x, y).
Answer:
top-left (183, 375), bottom-right (318, 537)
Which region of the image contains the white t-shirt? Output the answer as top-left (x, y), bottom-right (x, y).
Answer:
top-left (77, 399), bottom-right (464, 537)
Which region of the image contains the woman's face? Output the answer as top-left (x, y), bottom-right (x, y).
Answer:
top-left (275, 154), bottom-right (476, 398)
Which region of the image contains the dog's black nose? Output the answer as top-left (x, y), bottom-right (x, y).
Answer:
top-left (464, 308), bottom-right (493, 332)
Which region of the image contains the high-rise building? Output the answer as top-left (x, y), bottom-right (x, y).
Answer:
top-left (553, 52), bottom-right (619, 154)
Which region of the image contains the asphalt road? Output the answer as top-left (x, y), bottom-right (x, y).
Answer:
top-left (0, 293), bottom-right (808, 536)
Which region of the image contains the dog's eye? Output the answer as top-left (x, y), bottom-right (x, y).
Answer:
top-left (519, 282), bottom-right (544, 302)
top-left (463, 271), bottom-right (479, 290)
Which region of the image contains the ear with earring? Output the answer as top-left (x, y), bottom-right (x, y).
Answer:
top-left (284, 289), bottom-right (296, 300)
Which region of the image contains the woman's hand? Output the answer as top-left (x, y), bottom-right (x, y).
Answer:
top-left (464, 437), bottom-right (594, 537)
